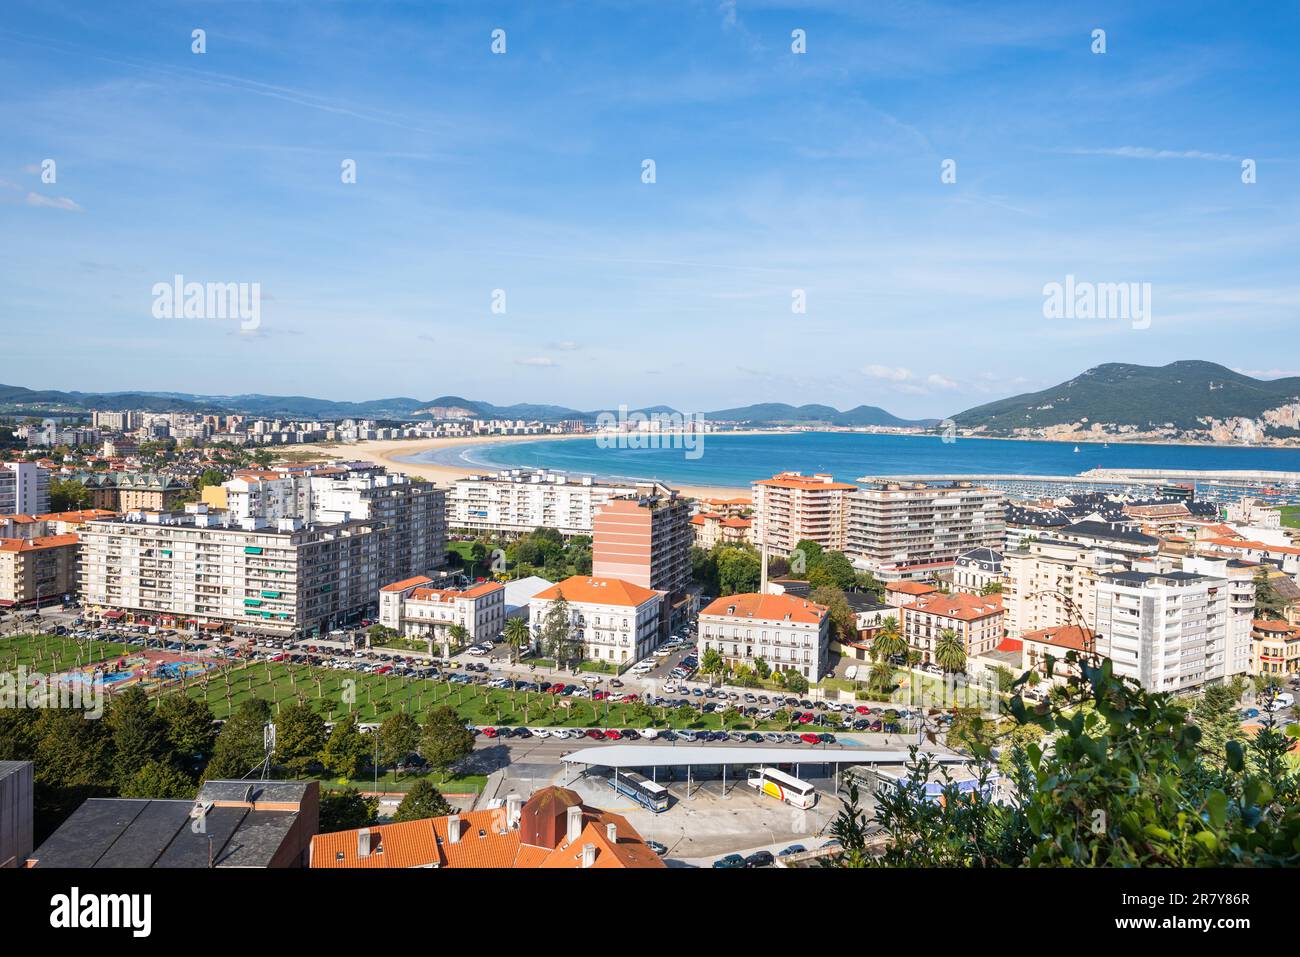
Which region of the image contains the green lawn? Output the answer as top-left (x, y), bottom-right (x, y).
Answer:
top-left (0, 632), bottom-right (129, 673)
top-left (1281, 506), bottom-right (1300, 529)
top-left (316, 770), bottom-right (488, 795)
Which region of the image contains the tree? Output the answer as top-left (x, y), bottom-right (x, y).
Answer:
top-left (811, 585), bottom-right (856, 643)
top-left (871, 617), bottom-right (906, 662)
top-left (1254, 568), bottom-right (1288, 620)
top-left (810, 551), bottom-right (856, 591)
top-left (716, 547), bottom-right (760, 595)
top-left (1192, 681), bottom-right (1246, 770)
top-left (700, 647), bottom-right (726, 678)
top-left (320, 713), bottom-right (370, 780)
top-left (782, 668), bottom-right (809, 695)
top-left (156, 695), bottom-right (217, 776)
top-left (32, 708), bottom-right (115, 830)
top-left (540, 595), bottom-right (582, 668)
top-left (419, 705), bottom-right (475, 782)
top-left (753, 657), bottom-right (771, 680)
top-left (392, 779), bottom-right (454, 822)
top-left (789, 540), bottom-right (824, 578)
top-left (867, 661), bottom-right (897, 698)
top-left (827, 652), bottom-right (1300, 867)
top-left (503, 616), bottom-right (532, 663)
top-left (105, 687), bottom-right (169, 790)
top-left (377, 712), bottom-right (421, 772)
top-left (121, 760), bottom-right (197, 800)
top-left (319, 788), bottom-right (378, 833)
top-left (204, 699), bottom-right (271, 781)
top-left (273, 700), bottom-right (327, 777)
top-left (445, 623), bottom-right (470, 658)
top-left (932, 628), bottom-right (967, 675)
top-left (48, 477), bottom-right (90, 512)
top-left (979, 581), bottom-right (1003, 596)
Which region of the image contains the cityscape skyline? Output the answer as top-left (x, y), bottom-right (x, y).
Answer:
top-left (4, 1), bottom-right (1298, 417)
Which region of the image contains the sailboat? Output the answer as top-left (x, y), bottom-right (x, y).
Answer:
top-left (1073, 445), bottom-right (1080, 453)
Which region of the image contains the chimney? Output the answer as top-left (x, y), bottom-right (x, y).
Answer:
top-left (357, 828), bottom-right (372, 858)
top-left (506, 793), bottom-right (522, 828)
top-left (448, 816), bottom-right (462, 844)
top-left (581, 843), bottom-right (597, 868)
top-left (566, 804), bottom-right (583, 844)
top-left (605, 822), bottom-right (618, 844)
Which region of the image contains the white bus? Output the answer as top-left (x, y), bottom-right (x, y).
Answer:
top-left (746, 767), bottom-right (817, 809)
top-left (611, 771), bottom-right (670, 812)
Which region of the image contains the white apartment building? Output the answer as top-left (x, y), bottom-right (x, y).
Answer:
top-left (448, 470), bottom-right (675, 538)
top-left (219, 464), bottom-right (446, 582)
top-left (0, 463), bottom-right (50, 515)
top-left (79, 504), bottom-right (387, 637)
top-left (845, 482), bottom-right (1006, 581)
top-left (378, 576), bottom-right (506, 648)
top-left (698, 592), bottom-right (831, 682)
top-left (1094, 570), bottom-right (1229, 693)
top-left (1180, 555), bottom-right (1256, 680)
top-left (1003, 537), bottom-right (1131, 638)
top-left (751, 472), bottom-right (856, 555)
top-left (529, 576), bottom-right (663, 665)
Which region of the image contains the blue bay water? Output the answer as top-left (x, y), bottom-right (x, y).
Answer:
top-left (403, 432), bottom-right (1300, 488)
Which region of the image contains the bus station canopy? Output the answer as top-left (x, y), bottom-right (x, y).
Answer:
top-left (561, 745), bottom-right (968, 770)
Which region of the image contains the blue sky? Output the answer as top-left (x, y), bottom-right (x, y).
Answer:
top-left (2, 1), bottom-right (1297, 418)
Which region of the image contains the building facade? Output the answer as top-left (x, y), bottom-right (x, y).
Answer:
top-left (529, 576), bottom-right (663, 665)
top-left (79, 505), bottom-right (387, 636)
top-left (845, 482), bottom-right (1006, 581)
top-left (447, 470), bottom-right (676, 538)
top-left (1094, 571), bottom-right (1229, 693)
top-left (0, 534), bottom-right (79, 608)
top-left (698, 592), bottom-right (830, 682)
top-left (0, 463), bottom-right (50, 515)
top-left (899, 592), bottom-right (1005, 663)
top-left (378, 576), bottom-right (506, 647)
top-left (751, 472), bottom-right (856, 555)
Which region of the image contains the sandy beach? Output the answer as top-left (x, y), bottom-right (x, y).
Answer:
top-left (311, 433), bottom-right (751, 499)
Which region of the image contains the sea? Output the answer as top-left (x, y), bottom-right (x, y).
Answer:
top-left (401, 431), bottom-right (1300, 489)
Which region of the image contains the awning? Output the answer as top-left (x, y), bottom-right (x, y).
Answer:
top-left (102, 610), bottom-right (125, 620)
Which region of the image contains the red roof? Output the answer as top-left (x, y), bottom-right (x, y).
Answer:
top-left (380, 575), bottom-right (434, 593)
top-left (1019, 624), bottom-right (1093, 651)
top-left (700, 592), bottom-right (827, 625)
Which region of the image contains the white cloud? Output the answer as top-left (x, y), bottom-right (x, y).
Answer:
top-left (546, 340), bottom-right (581, 351)
top-left (1058, 146), bottom-right (1240, 162)
top-left (26, 192), bottom-right (81, 212)
top-left (516, 356), bottom-right (558, 367)
top-left (862, 364), bottom-right (913, 382)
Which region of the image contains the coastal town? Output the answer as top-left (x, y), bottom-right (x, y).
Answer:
top-left (3, 403), bottom-right (1300, 876)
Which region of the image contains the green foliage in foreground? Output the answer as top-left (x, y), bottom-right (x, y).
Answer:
top-left (826, 652), bottom-right (1300, 867)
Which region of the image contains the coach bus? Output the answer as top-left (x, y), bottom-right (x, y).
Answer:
top-left (611, 770), bottom-right (670, 812)
top-left (747, 767), bottom-right (818, 809)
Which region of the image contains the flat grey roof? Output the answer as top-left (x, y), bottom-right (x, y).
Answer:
top-left (561, 744), bottom-right (967, 769)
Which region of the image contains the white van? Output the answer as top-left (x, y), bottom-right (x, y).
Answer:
top-left (1270, 692), bottom-right (1294, 709)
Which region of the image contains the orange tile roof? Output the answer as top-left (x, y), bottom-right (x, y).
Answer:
top-left (380, 575), bottom-right (435, 593)
top-left (1253, 619), bottom-right (1300, 635)
top-left (1020, 624), bottom-right (1093, 651)
top-left (0, 534), bottom-right (78, 552)
top-left (886, 581), bottom-right (938, 595)
top-left (34, 509), bottom-right (117, 523)
top-left (700, 592), bottom-right (827, 625)
top-left (311, 790), bottom-right (665, 869)
top-left (721, 517), bottom-right (751, 528)
top-left (904, 592), bottom-right (1003, 622)
top-left (410, 581), bottom-right (505, 602)
top-left (533, 576), bottom-right (660, 607)
top-left (754, 472), bottom-right (857, 492)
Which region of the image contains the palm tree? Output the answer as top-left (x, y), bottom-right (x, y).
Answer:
top-left (503, 617), bottom-right (531, 663)
top-left (871, 616), bottom-right (906, 662)
top-left (445, 623), bottom-right (470, 659)
top-left (933, 628), bottom-right (967, 675)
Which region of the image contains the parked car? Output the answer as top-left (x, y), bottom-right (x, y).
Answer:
top-left (744, 850), bottom-right (774, 868)
top-left (712, 854), bottom-right (746, 869)
top-left (777, 844), bottom-right (807, 858)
